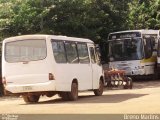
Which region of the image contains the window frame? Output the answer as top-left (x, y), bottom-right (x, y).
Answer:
top-left (52, 39), bottom-right (91, 64)
top-left (77, 42), bottom-right (90, 64)
top-left (51, 40), bottom-right (67, 63)
top-left (64, 41), bottom-right (79, 64)
top-left (5, 39), bottom-right (47, 63)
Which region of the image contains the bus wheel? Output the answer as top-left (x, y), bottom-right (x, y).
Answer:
top-left (68, 82), bottom-right (78, 101)
top-left (94, 80), bottom-right (104, 96)
top-left (22, 95), bottom-right (40, 103)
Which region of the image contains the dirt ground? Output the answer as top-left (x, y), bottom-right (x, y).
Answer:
top-left (0, 80), bottom-right (160, 114)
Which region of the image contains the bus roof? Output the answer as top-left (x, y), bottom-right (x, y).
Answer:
top-left (109, 29), bottom-right (159, 35)
top-left (108, 30), bottom-right (160, 40)
top-left (3, 34), bottom-right (93, 43)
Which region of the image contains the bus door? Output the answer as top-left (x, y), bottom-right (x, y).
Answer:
top-left (88, 45), bottom-right (99, 89)
top-left (143, 36), bottom-right (155, 74)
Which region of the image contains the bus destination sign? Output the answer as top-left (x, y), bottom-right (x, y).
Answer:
top-left (109, 32), bottom-right (141, 40)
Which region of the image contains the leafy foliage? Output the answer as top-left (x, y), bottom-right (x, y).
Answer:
top-left (128, 0), bottom-right (160, 29)
top-left (0, 0), bottom-right (160, 42)
top-left (0, 0), bottom-right (131, 42)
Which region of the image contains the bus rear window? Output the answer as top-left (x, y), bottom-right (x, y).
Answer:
top-left (5, 39), bottom-right (47, 62)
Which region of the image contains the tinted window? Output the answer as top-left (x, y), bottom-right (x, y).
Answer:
top-left (52, 41), bottom-right (67, 63)
top-left (5, 40), bottom-right (46, 62)
top-left (77, 43), bottom-right (89, 63)
top-left (65, 42), bottom-right (78, 63)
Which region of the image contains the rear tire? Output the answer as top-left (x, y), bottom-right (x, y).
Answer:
top-left (94, 80), bottom-right (104, 96)
top-left (22, 95), bottom-right (40, 103)
top-left (68, 82), bottom-right (78, 101)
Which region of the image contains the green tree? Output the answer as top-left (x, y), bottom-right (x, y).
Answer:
top-left (128, 0), bottom-right (160, 29)
top-left (0, 0), bottom-right (52, 37)
top-left (149, 0), bottom-right (160, 29)
top-left (45, 0), bottom-right (131, 42)
top-left (0, 0), bottom-right (131, 42)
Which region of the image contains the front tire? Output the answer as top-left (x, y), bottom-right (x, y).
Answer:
top-left (22, 95), bottom-right (40, 103)
top-left (94, 80), bottom-right (104, 96)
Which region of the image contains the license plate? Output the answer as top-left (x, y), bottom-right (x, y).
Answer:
top-left (22, 86), bottom-right (33, 91)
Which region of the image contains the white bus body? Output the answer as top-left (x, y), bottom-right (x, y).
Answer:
top-left (108, 30), bottom-right (159, 78)
top-left (2, 35), bottom-right (104, 103)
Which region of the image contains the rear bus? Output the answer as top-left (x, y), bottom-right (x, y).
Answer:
top-left (2, 35), bottom-right (104, 103)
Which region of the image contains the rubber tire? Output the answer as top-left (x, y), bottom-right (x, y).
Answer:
top-left (22, 95), bottom-right (40, 103)
top-left (68, 82), bottom-right (78, 101)
top-left (94, 80), bottom-right (104, 96)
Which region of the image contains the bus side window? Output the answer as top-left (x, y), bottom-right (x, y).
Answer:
top-left (89, 47), bottom-right (96, 63)
top-left (52, 41), bottom-right (67, 63)
top-left (65, 42), bottom-right (79, 63)
top-left (77, 43), bottom-right (90, 63)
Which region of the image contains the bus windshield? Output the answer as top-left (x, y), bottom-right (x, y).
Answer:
top-left (109, 38), bottom-right (143, 61)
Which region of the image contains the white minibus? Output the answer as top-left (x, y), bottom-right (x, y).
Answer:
top-left (2, 35), bottom-right (104, 103)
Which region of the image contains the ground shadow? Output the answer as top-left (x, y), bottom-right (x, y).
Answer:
top-left (21, 93), bottom-right (148, 105)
